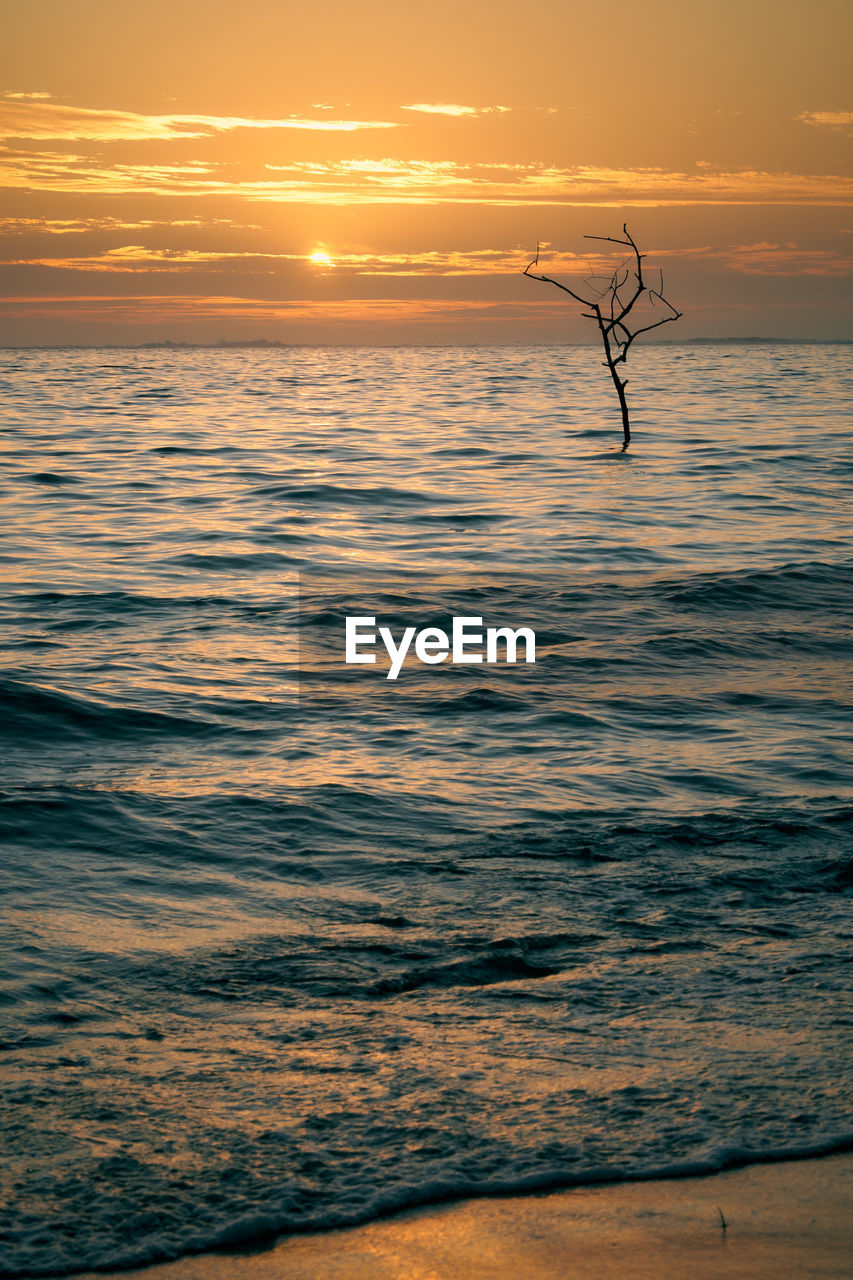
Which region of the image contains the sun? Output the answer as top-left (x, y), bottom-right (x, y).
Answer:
top-left (309, 249), bottom-right (333, 267)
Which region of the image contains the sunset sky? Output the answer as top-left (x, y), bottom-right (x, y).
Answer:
top-left (1, 0), bottom-right (851, 344)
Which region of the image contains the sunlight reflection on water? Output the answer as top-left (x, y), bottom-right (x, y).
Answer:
top-left (0, 344), bottom-right (851, 1276)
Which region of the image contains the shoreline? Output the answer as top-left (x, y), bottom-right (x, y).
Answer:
top-left (58, 1151), bottom-right (853, 1280)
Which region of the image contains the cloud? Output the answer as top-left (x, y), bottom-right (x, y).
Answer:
top-left (532, 240), bottom-right (853, 278)
top-left (0, 216), bottom-right (155, 235)
top-left (401, 103), bottom-right (510, 117)
top-left (0, 215), bottom-right (257, 236)
top-left (254, 163), bottom-right (853, 207)
top-left (334, 243), bottom-right (853, 279)
top-left (1, 243), bottom-right (513, 277)
top-left (0, 93), bottom-right (400, 141)
top-left (797, 111), bottom-right (853, 128)
top-left (0, 151), bottom-right (227, 195)
top-left (0, 294), bottom-right (516, 327)
top-left (4, 244), bottom-right (297, 272)
top-left (2, 145), bottom-right (851, 207)
top-left (328, 248), bottom-right (524, 275)
top-left (298, 247), bottom-right (622, 277)
top-left (8, 240), bottom-right (849, 283)
top-left (264, 157), bottom-right (465, 189)
top-left (3, 244), bottom-right (521, 276)
top-left (708, 241), bottom-right (853, 275)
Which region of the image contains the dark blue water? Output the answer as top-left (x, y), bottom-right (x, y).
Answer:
top-left (0, 344), bottom-right (851, 1277)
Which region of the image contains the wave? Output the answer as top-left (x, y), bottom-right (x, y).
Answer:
top-left (296, 557), bottom-right (853, 621)
top-left (657, 559), bottom-right (853, 612)
top-left (2, 1135), bottom-right (851, 1277)
top-left (251, 482), bottom-right (455, 506)
top-left (0, 677), bottom-right (219, 744)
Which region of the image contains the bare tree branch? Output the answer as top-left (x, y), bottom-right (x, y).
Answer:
top-left (523, 258), bottom-right (598, 309)
top-left (523, 224), bottom-right (682, 448)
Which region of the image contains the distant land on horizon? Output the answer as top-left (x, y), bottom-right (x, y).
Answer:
top-left (3, 337), bottom-right (852, 351)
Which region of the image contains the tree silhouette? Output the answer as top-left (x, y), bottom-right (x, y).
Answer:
top-left (524, 225), bottom-right (682, 449)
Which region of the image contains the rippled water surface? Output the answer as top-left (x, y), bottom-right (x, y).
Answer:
top-left (0, 344), bottom-right (851, 1276)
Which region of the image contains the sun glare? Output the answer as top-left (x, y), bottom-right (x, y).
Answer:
top-left (309, 249), bottom-right (333, 266)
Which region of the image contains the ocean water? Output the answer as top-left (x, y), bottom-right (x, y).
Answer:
top-left (0, 342), bottom-right (851, 1276)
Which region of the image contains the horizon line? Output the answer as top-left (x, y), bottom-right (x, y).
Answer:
top-left (2, 336), bottom-right (851, 351)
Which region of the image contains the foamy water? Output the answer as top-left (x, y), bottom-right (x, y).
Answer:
top-left (0, 343), bottom-right (851, 1276)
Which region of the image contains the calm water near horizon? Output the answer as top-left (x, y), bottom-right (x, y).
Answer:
top-left (0, 343), bottom-right (851, 1276)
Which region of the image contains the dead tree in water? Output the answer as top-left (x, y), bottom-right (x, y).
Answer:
top-left (524, 225), bottom-right (682, 449)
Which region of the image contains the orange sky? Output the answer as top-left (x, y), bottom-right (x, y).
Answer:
top-left (1, 0), bottom-right (851, 344)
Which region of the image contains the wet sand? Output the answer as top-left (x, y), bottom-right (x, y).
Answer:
top-left (64, 1152), bottom-right (852, 1280)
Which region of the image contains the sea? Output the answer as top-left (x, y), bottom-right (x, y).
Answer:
top-left (0, 342), bottom-right (851, 1277)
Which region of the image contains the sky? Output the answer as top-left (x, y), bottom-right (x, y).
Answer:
top-left (1, 0), bottom-right (851, 344)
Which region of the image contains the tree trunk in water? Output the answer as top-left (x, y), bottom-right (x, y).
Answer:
top-left (606, 361), bottom-right (631, 450)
